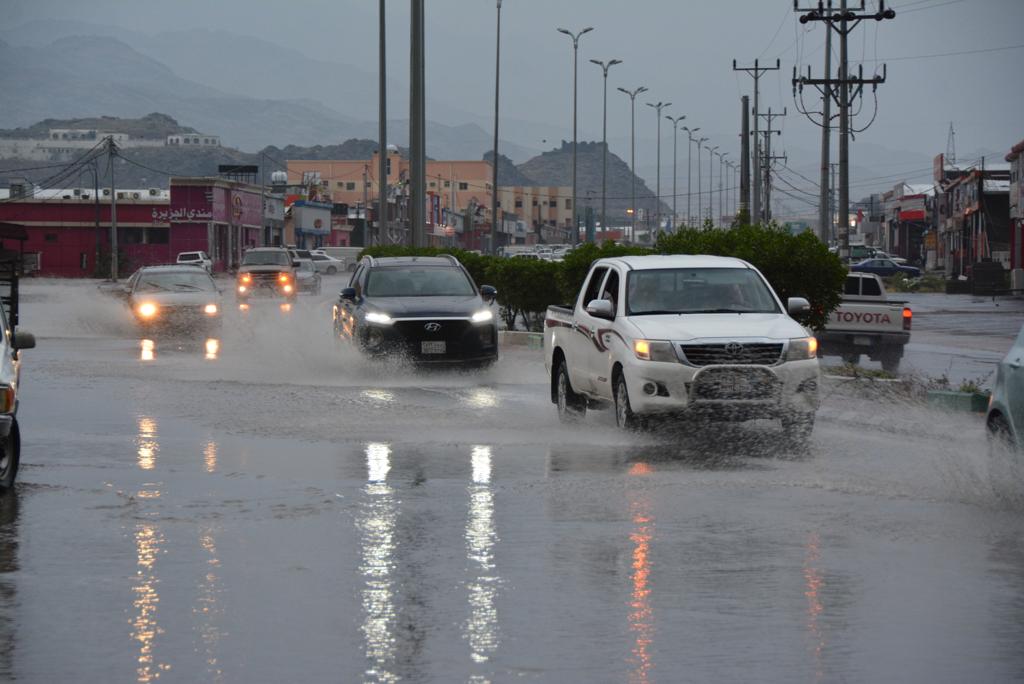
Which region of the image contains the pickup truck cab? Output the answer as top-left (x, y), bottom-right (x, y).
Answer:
top-left (816, 273), bottom-right (911, 373)
top-left (544, 255), bottom-right (820, 444)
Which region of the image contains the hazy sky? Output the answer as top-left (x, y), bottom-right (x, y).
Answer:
top-left (7, 0), bottom-right (1024, 213)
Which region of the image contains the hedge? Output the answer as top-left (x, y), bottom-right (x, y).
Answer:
top-left (359, 225), bottom-right (845, 331)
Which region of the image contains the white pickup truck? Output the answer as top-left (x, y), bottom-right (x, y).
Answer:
top-left (543, 255), bottom-right (821, 445)
top-left (815, 272), bottom-right (911, 373)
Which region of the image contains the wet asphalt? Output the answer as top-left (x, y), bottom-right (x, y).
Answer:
top-left (2, 279), bottom-right (1023, 683)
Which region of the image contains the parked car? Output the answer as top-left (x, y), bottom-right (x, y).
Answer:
top-left (0, 251), bottom-right (35, 489)
top-left (987, 323), bottom-right (1024, 454)
top-left (313, 246), bottom-right (363, 272)
top-left (237, 247), bottom-right (297, 304)
top-left (543, 255), bottom-right (820, 445)
top-left (294, 258), bottom-right (322, 295)
top-left (175, 250), bottom-right (213, 272)
top-left (816, 273), bottom-right (911, 373)
top-left (870, 250), bottom-right (908, 266)
top-left (850, 258), bottom-right (921, 279)
top-left (309, 252), bottom-right (344, 275)
top-left (121, 265), bottom-right (222, 332)
top-left (333, 255), bottom-right (499, 366)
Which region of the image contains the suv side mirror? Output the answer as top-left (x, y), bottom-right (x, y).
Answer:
top-left (12, 331), bottom-right (35, 351)
top-left (585, 299), bottom-right (615, 320)
top-left (787, 297), bottom-right (811, 316)
top-left (340, 287), bottom-right (357, 301)
top-left (480, 285), bottom-right (497, 302)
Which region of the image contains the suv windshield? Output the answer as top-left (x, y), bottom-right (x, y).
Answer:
top-left (243, 251), bottom-right (291, 266)
top-left (627, 268), bottom-right (780, 315)
top-left (135, 271), bottom-right (216, 293)
top-left (366, 267), bottom-right (475, 297)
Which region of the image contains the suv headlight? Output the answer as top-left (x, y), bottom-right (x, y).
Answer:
top-left (137, 302), bottom-right (158, 319)
top-left (365, 312), bottom-right (393, 325)
top-left (633, 339), bottom-right (676, 362)
top-left (471, 309), bottom-right (494, 324)
top-left (786, 336), bottom-right (818, 361)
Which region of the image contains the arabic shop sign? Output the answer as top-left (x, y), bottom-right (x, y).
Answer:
top-left (151, 207), bottom-right (214, 223)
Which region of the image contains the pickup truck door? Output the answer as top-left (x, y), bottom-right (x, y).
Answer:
top-left (583, 267), bottom-right (622, 399)
top-left (565, 266), bottom-right (609, 394)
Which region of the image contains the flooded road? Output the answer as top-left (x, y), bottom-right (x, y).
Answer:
top-left (3, 280), bottom-right (1024, 682)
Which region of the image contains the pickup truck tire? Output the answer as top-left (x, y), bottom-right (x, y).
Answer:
top-left (555, 361), bottom-right (586, 423)
top-left (613, 373), bottom-right (641, 431)
top-left (0, 422), bottom-right (20, 490)
top-left (841, 353), bottom-right (861, 365)
top-left (781, 411), bottom-right (814, 451)
top-left (879, 349), bottom-right (901, 374)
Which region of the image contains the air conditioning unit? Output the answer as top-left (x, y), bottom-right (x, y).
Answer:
top-left (116, 192), bottom-right (126, 200)
top-left (148, 188), bottom-right (160, 197)
top-left (73, 188), bottom-right (81, 196)
top-left (103, 188), bottom-right (111, 197)
top-left (81, 193), bottom-right (90, 200)
top-left (132, 192), bottom-right (141, 200)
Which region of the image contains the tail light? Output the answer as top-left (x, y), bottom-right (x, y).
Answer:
top-left (902, 307), bottom-right (912, 331)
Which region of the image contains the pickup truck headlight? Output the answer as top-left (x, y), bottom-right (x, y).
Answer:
top-left (633, 339), bottom-right (676, 362)
top-left (365, 312), bottom-right (393, 325)
top-left (471, 309), bottom-right (494, 324)
top-left (204, 303), bottom-right (219, 315)
top-left (786, 336), bottom-right (818, 361)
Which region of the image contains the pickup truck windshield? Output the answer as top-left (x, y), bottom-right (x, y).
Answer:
top-left (242, 251), bottom-right (290, 266)
top-left (626, 268), bottom-right (780, 315)
top-left (366, 268), bottom-right (475, 297)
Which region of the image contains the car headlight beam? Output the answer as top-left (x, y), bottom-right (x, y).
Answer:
top-left (786, 336), bottom-right (818, 361)
top-left (471, 309), bottom-right (494, 324)
top-left (137, 302), bottom-right (158, 319)
top-left (365, 312), bottom-right (393, 325)
top-left (204, 303), bottom-right (219, 315)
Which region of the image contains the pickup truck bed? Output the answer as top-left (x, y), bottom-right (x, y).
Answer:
top-left (816, 273), bottom-right (911, 372)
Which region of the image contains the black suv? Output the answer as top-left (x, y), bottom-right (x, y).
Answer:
top-left (333, 255), bottom-right (499, 365)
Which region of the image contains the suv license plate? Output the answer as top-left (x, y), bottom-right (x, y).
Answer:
top-left (421, 341), bottom-right (446, 354)
top-left (853, 336), bottom-right (872, 346)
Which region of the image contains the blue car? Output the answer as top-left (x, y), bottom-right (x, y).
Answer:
top-left (987, 323), bottom-right (1024, 453)
top-left (850, 258), bottom-right (921, 278)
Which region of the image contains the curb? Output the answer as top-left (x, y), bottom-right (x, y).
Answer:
top-left (499, 331), bottom-right (544, 349)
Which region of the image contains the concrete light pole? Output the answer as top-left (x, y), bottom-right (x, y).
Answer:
top-left (666, 114), bottom-right (686, 231)
top-left (557, 26), bottom-right (593, 246)
top-left (490, 0), bottom-right (503, 255)
top-left (646, 101), bottom-right (671, 233)
top-left (706, 145), bottom-right (718, 224)
top-left (589, 57), bottom-right (622, 242)
top-left (617, 85), bottom-right (648, 243)
top-left (682, 126), bottom-right (699, 226)
top-left (695, 136), bottom-right (708, 227)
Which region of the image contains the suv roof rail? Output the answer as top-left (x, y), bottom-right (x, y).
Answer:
top-left (439, 253), bottom-right (460, 266)
top-left (361, 255), bottom-right (376, 267)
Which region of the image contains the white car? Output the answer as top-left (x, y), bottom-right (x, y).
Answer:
top-left (544, 255), bottom-right (821, 444)
top-left (176, 251), bottom-right (213, 272)
top-left (308, 252), bottom-right (344, 275)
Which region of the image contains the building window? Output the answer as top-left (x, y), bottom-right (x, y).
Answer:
top-left (45, 234), bottom-right (58, 242)
top-left (337, 181), bottom-right (345, 187)
top-left (147, 227), bottom-right (169, 244)
top-left (532, 199), bottom-right (538, 206)
top-left (344, 182), bottom-right (355, 191)
top-left (515, 199), bottom-right (523, 208)
top-left (122, 227), bottom-right (144, 244)
top-left (459, 182), bottom-right (469, 191)
top-left (549, 200), bottom-right (557, 208)
top-left (429, 182), bottom-right (436, 188)
top-left (496, 201), bottom-right (501, 208)
top-left (444, 180), bottom-right (451, 188)
top-left (565, 199), bottom-right (572, 210)
top-left (365, 182), bottom-right (372, 189)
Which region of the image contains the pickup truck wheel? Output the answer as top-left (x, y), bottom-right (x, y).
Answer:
top-left (987, 415), bottom-right (1015, 459)
top-left (879, 350), bottom-right (901, 374)
top-left (555, 361), bottom-right (586, 423)
top-left (0, 422), bottom-right (20, 490)
top-left (613, 374), bottom-right (640, 431)
top-left (781, 411), bottom-right (814, 451)
top-left (841, 353), bottom-right (860, 365)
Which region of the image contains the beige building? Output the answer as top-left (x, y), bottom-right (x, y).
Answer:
top-left (287, 150), bottom-right (573, 246)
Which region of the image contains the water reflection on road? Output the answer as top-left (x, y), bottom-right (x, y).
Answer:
top-left (465, 445), bottom-right (500, 667)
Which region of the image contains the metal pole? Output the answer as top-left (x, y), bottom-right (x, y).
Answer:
top-left (645, 102), bottom-right (671, 233)
top-left (696, 137), bottom-right (707, 226)
top-left (490, 0), bottom-right (502, 254)
top-left (740, 95), bottom-right (750, 219)
top-left (668, 116), bottom-right (686, 230)
top-left (707, 146), bottom-right (717, 223)
top-left (591, 58), bottom-right (621, 242)
top-left (684, 127), bottom-right (699, 226)
top-left (108, 136), bottom-right (118, 281)
top-left (378, 0), bottom-right (388, 245)
top-left (409, 0), bottom-right (425, 248)
top-left (818, 17), bottom-right (831, 244)
top-left (618, 86), bottom-right (647, 243)
top-left (558, 27), bottom-right (592, 246)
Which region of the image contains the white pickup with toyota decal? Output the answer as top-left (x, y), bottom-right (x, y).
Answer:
top-left (543, 254), bottom-right (821, 445)
top-left (815, 272), bottom-right (911, 373)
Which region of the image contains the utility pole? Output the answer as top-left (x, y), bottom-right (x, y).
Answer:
top-left (666, 115), bottom-right (686, 231)
top-left (682, 126), bottom-right (699, 226)
top-left (490, 0), bottom-right (502, 255)
top-left (740, 96), bottom-right (750, 221)
top-left (378, 0), bottom-right (387, 246)
top-left (362, 165), bottom-right (370, 246)
top-left (733, 58), bottom-right (779, 225)
top-left (618, 86), bottom-right (648, 243)
top-left (558, 26), bottom-right (593, 246)
top-left (409, 0), bottom-right (426, 248)
top-left (590, 58), bottom-right (622, 241)
top-left (794, 0), bottom-right (894, 258)
top-left (757, 107), bottom-right (786, 222)
top-left (646, 101), bottom-right (671, 233)
top-left (107, 136), bottom-right (118, 281)
top-left (818, 20), bottom-right (831, 243)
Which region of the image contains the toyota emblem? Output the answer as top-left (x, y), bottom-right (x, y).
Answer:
top-left (724, 342), bottom-right (744, 356)
top-left (424, 322), bottom-right (442, 332)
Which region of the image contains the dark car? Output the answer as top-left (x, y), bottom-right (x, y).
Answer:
top-left (123, 265), bottom-right (222, 332)
top-left (849, 258), bottom-right (921, 279)
top-left (333, 255), bottom-right (499, 365)
top-left (237, 247), bottom-right (297, 303)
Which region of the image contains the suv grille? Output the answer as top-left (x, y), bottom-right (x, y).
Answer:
top-left (680, 342), bottom-right (783, 366)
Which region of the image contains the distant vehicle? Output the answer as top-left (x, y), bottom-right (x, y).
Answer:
top-left (333, 255), bottom-right (499, 366)
top-left (816, 273), bottom-right (911, 373)
top-left (308, 252), bottom-right (343, 275)
top-left (987, 323), bottom-right (1024, 454)
top-left (313, 246), bottom-right (363, 272)
top-left (544, 255), bottom-right (820, 445)
top-left (0, 248), bottom-right (36, 489)
top-left (288, 248), bottom-right (312, 261)
top-left (870, 250), bottom-right (908, 266)
top-left (294, 258), bottom-right (322, 295)
top-left (237, 247), bottom-right (297, 304)
top-left (122, 265), bottom-right (222, 332)
top-left (850, 258), bottom-right (921, 279)
top-left (176, 250), bottom-right (213, 272)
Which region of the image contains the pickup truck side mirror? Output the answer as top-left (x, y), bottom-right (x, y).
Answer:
top-left (787, 297), bottom-right (811, 316)
top-left (585, 299), bottom-right (615, 320)
top-left (12, 331), bottom-right (35, 351)
top-left (340, 287), bottom-right (357, 301)
top-left (480, 285), bottom-right (497, 303)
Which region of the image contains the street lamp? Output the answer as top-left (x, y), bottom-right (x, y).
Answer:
top-left (717, 152), bottom-right (728, 226)
top-left (557, 25), bottom-right (593, 246)
top-left (617, 85), bottom-right (648, 243)
top-left (695, 136), bottom-right (708, 226)
top-left (666, 114), bottom-right (686, 231)
top-left (589, 57), bottom-right (622, 242)
top-left (490, 0), bottom-right (503, 255)
top-left (682, 126), bottom-right (699, 226)
top-left (645, 101), bottom-right (671, 233)
top-left (706, 145), bottom-right (718, 224)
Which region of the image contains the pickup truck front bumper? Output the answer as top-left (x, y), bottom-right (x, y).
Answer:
top-left (621, 357), bottom-right (820, 419)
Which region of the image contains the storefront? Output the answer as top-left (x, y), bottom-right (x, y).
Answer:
top-left (168, 178), bottom-right (263, 272)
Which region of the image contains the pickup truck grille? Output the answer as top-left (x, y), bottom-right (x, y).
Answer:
top-left (692, 367), bottom-right (781, 401)
top-left (679, 342), bottom-right (783, 366)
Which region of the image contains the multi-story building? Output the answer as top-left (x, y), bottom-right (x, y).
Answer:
top-left (880, 183), bottom-right (933, 264)
top-left (935, 160), bottom-right (1010, 277)
top-left (1006, 138), bottom-right (1024, 271)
